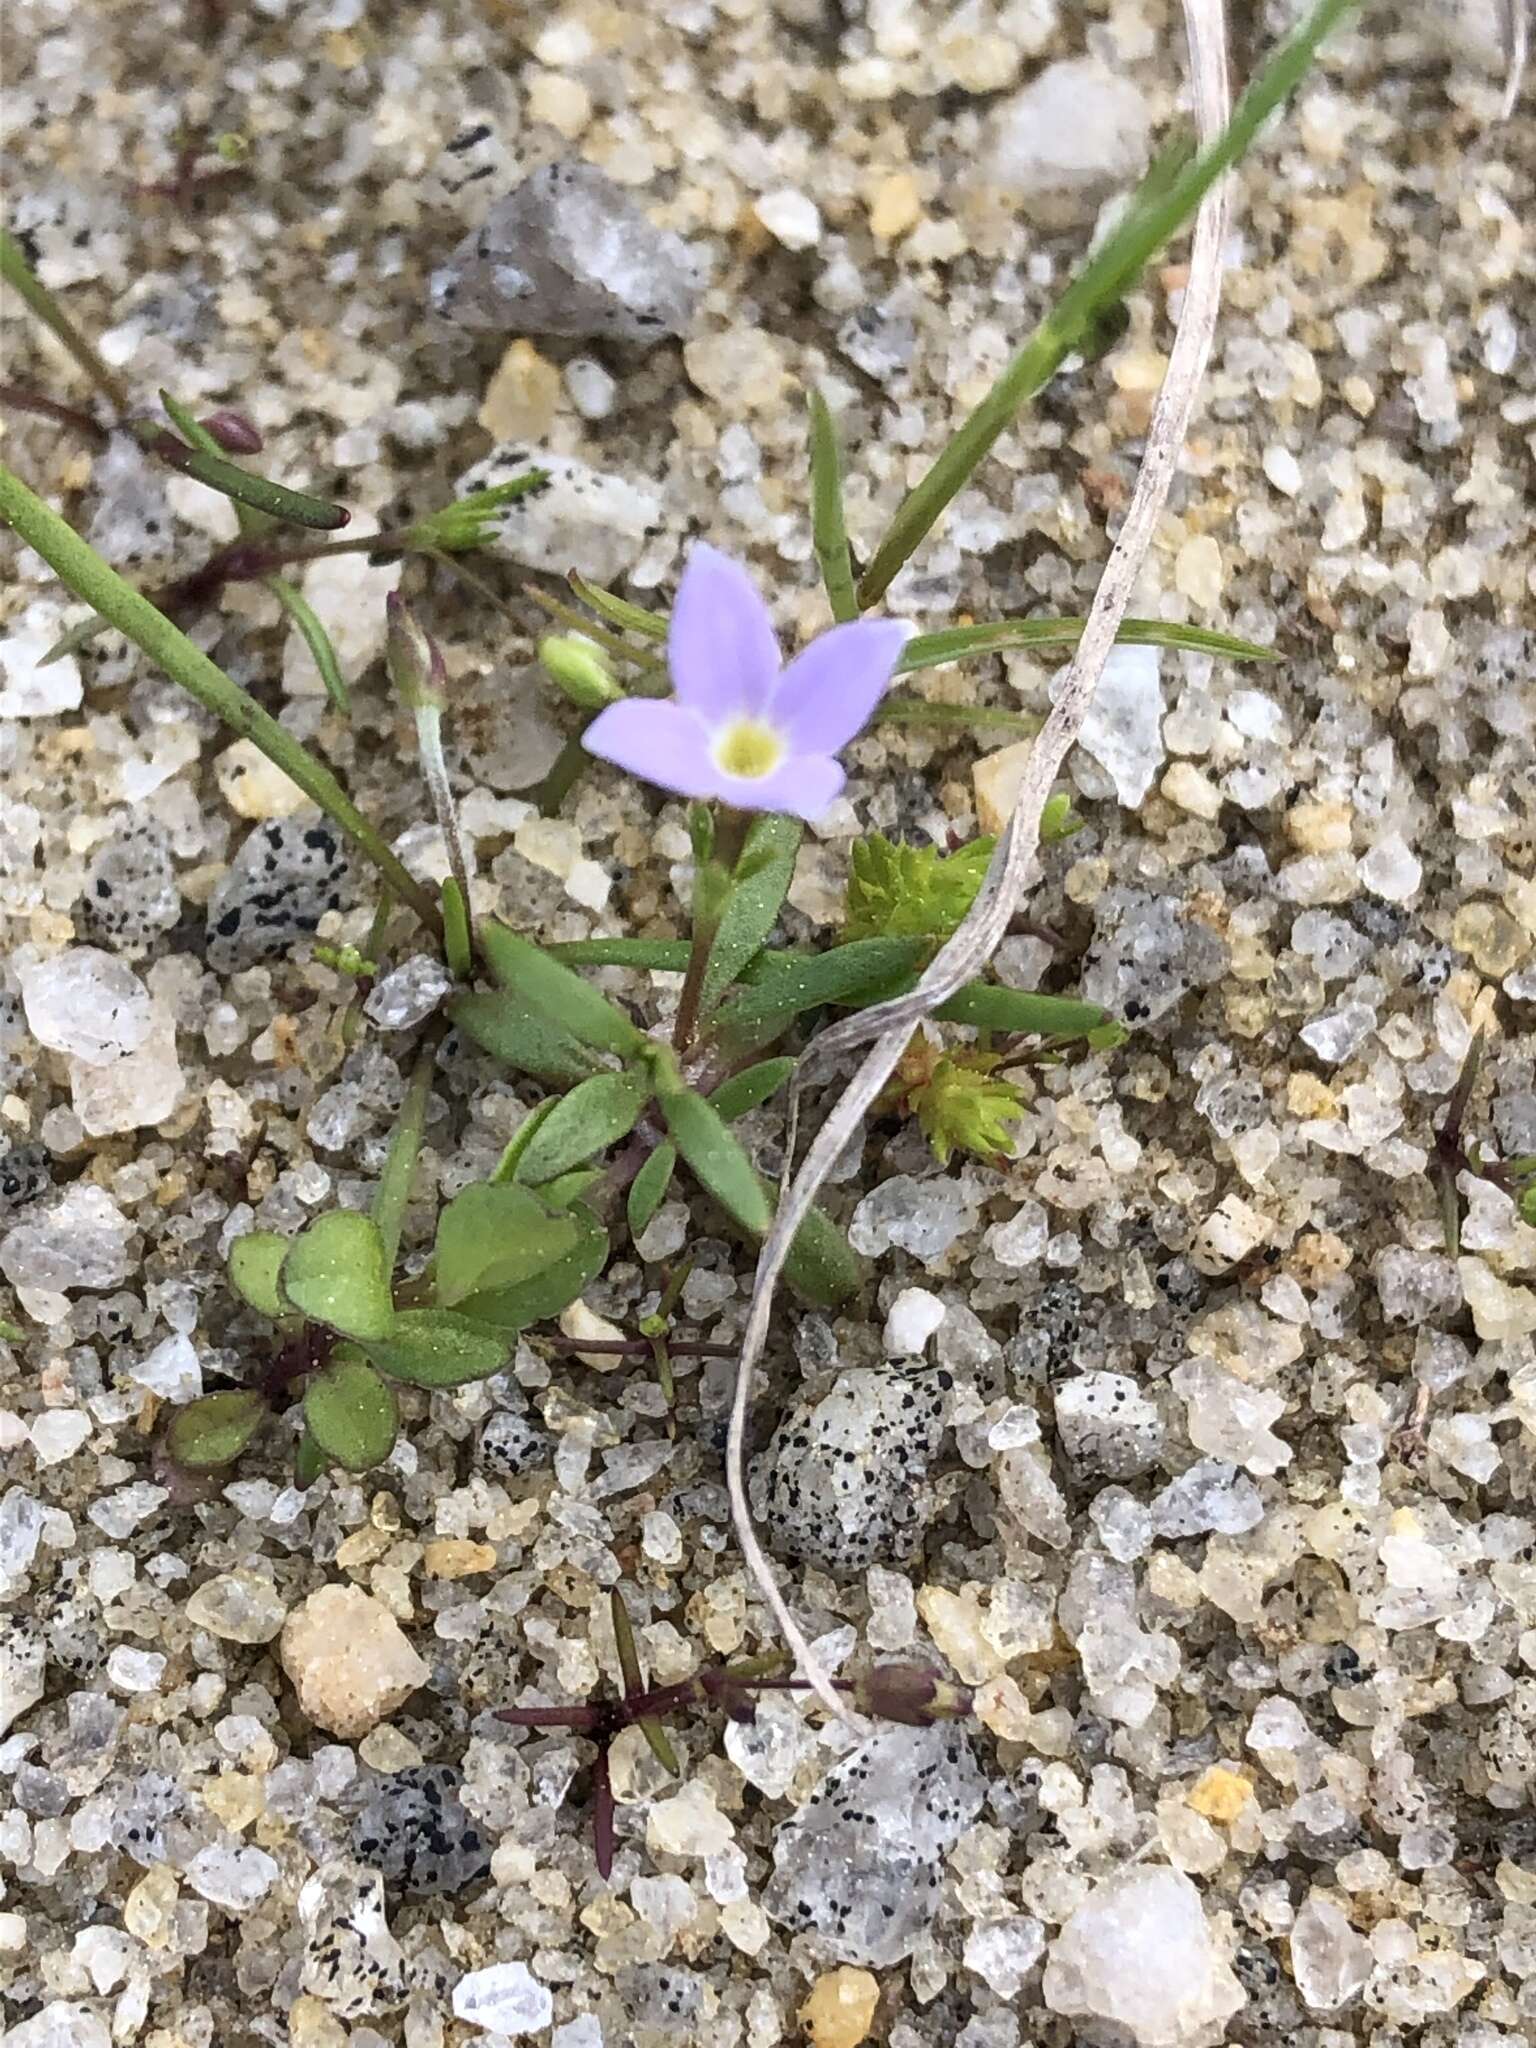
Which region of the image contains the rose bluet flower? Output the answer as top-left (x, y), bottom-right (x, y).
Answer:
top-left (581, 543), bottom-right (909, 821)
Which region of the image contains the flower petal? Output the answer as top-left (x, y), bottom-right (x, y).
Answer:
top-left (667, 542), bottom-right (781, 720)
top-left (771, 618), bottom-right (911, 754)
top-left (727, 753), bottom-right (846, 822)
top-left (582, 700), bottom-right (726, 801)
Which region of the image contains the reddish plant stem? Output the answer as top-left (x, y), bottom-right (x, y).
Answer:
top-left (0, 382), bottom-right (110, 446)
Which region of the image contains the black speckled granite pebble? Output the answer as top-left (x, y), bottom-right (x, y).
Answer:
top-left (351, 1764), bottom-right (491, 1896)
top-left (205, 814), bottom-right (353, 970)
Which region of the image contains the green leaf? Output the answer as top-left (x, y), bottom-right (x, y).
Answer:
top-left (845, 835), bottom-right (994, 946)
top-left (546, 937), bottom-right (693, 971)
top-left (480, 922), bottom-right (646, 1058)
top-left (907, 1053), bottom-right (1028, 1165)
top-left (266, 576), bottom-right (350, 712)
top-left (513, 1071), bottom-right (650, 1185)
top-left (535, 1167), bottom-right (603, 1209)
top-left (167, 1390), bottom-right (266, 1471)
top-left (293, 1427), bottom-right (326, 1488)
top-left (700, 815), bottom-right (802, 1013)
top-left (872, 696), bottom-right (1041, 740)
top-left (372, 1047), bottom-right (435, 1274)
top-left (303, 1355), bottom-right (399, 1472)
top-left (228, 1231), bottom-right (288, 1318)
top-left (660, 1085), bottom-right (772, 1237)
top-left (434, 1183), bottom-right (581, 1307)
top-left (708, 1058), bottom-right (797, 1122)
top-left (0, 1319), bottom-right (24, 1344)
top-left (157, 391), bottom-right (349, 530)
top-left (894, 616), bottom-right (1277, 675)
top-left (455, 1202), bottom-right (609, 1331)
top-left (0, 463), bottom-right (443, 931)
top-left (442, 877), bottom-right (473, 980)
top-left (935, 984), bottom-right (1109, 1037)
top-left (627, 1141), bottom-right (677, 1241)
top-left (405, 472), bottom-right (547, 552)
top-left (364, 1309), bottom-right (512, 1387)
top-left (717, 937), bottom-right (928, 1032)
top-left (782, 1203), bottom-right (864, 1309)
top-left (808, 388), bottom-right (858, 624)
top-left (568, 572), bottom-right (668, 642)
top-left (280, 1211), bottom-right (394, 1338)
top-left (856, 0), bottom-right (1363, 606)
top-left (450, 990), bottom-right (599, 1085)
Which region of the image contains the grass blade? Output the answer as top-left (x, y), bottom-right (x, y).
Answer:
top-left (807, 388), bottom-right (858, 623)
top-left (0, 460), bottom-right (442, 931)
top-left (856, 0), bottom-right (1363, 606)
top-left (0, 227), bottom-right (130, 413)
top-left (873, 697), bottom-right (1041, 740)
top-left (569, 572), bottom-right (668, 641)
top-left (896, 615), bottom-right (1277, 674)
top-left (266, 575), bottom-right (350, 712)
top-left (371, 1044), bottom-right (436, 1274)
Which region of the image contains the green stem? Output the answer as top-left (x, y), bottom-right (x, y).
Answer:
top-left (0, 461), bottom-right (441, 933)
top-left (527, 728), bottom-right (595, 816)
top-left (0, 228), bottom-right (132, 415)
top-left (672, 810), bottom-right (749, 1053)
top-left (855, 0), bottom-right (1362, 607)
top-left (372, 1039), bottom-right (437, 1274)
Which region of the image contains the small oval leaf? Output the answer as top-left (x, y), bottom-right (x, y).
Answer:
top-left (783, 1204), bottom-right (864, 1309)
top-left (167, 1390), bottom-right (266, 1471)
top-left (228, 1231), bottom-right (288, 1318)
top-left (435, 1183), bottom-right (580, 1307)
top-left (626, 1141), bottom-right (677, 1242)
top-left (707, 1059), bottom-right (796, 1123)
top-left (450, 990), bottom-right (599, 1085)
top-left (455, 1203), bottom-right (608, 1332)
top-left (513, 1071), bottom-right (650, 1185)
top-left (293, 1427), bottom-right (326, 1489)
top-left (364, 1310), bottom-right (512, 1388)
top-left (280, 1211), bottom-right (394, 1338)
top-left (303, 1356), bottom-right (398, 1472)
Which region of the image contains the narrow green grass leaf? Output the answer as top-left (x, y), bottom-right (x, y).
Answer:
top-left (700, 815), bottom-right (802, 1014)
top-left (707, 1058), bottom-right (797, 1122)
top-left (872, 696), bottom-right (1042, 739)
top-left (371, 1048), bottom-right (435, 1275)
top-left (546, 937), bottom-right (693, 971)
top-left (568, 572), bottom-right (668, 641)
top-left (441, 876), bottom-right (472, 980)
top-left (807, 388), bottom-right (858, 623)
top-left (896, 616), bottom-right (1277, 674)
top-left (856, 0), bottom-right (1363, 606)
top-left (935, 984), bottom-right (1109, 1037)
top-left (266, 575), bottom-right (350, 712)
top-left (0, 463), bottom-right (442, 930)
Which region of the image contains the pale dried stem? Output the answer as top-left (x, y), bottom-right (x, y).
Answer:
top-left (1501, 0), bottom-right (1530, 120)
top-left (724, 0), bottom-right (1236, 1723)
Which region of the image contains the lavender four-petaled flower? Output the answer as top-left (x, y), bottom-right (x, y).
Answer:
top-left (581, 543), bottom-right (910, 821)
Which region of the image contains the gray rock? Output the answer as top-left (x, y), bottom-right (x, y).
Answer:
top-left (476, 1406), bottom-right (550, 1481)
top-left (753, 1366), bottom-right (949, 1573)
top-left (431, 160), bottom-right (702, 344)
top-left (454, 444), bottom-right (663, 585)
top-left (765, 1722), bottom-right (987, 1964)
top-left (78, 819), bottom-right (180, 953)
top-left (205, 813), bottom-right (353, 970)
top-left (352, 1764), bottom-right (492, 1896)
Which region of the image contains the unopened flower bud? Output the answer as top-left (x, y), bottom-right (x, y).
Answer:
top-left (849, 1663), bottom-right (973, 1726)
top-left (539, 633), bottom-right (622, 710)
top-left (386, 591), bottom-right (447, 714)
top-left (198, 408), bottom-right (263, 454)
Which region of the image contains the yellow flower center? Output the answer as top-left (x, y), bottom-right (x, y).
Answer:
top-left (714, 718), bottom-right (784, 780)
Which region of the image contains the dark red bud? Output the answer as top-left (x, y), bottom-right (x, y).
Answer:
top-left (198, 409), bottom-right (264, 454)
top-left (849, 1665), bottom-right (974, 1727)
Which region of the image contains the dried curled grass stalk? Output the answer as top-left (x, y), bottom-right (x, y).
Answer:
top-left (725, 0), bottom-right (1237, 1722)
top-left (1501, 1), bottom-right (1530, 120)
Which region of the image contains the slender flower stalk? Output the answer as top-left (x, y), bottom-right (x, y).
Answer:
top-left (386, 594), bottom-right (474, 958)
